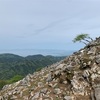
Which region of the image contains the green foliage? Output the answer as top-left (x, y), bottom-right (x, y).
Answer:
top-left (73, 33), bottom-right (92, 45)
top-left (0, 75), bottom-right (23, 90)
top-left (0, 80), bottom-right (7, 90)
top-left (35, 67), bottom-right (43, 72)
top-left (0, 54), bottom-right (65, 80)
top-left (7, 75), bottom-right (23, 84)
top-left (73, 34), bottom-right (88, 42)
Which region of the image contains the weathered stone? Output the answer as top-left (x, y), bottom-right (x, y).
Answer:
top-left (46, 73), bottom-right (52, 82)
top-left (95, 55), bottom-right (100, 64)
top-left (87, 47), bottom-right (97, 55)
top-left (63, 81), bottom-right (67, 84)
top-left (64, 96), bottom-right (72, 100)
top-left (82, 70), bottom-right (90, 80)
top-left (54, 88), bottom-right (61, 94)
top-left (38, 82), bottom-right (43, 87)
top-left (29, 86), bottom-right (34, 92)
top-left (91, 73), bottom-right (98, 81)
top-left (66, 65), bottom-right (75, 71)
top-left (8, 92), bottom-right (12, 96)
top-left (56, 64), bottom-right (65, 70)
top-left (31, 92), bottom-right (34, 97)
top-left (94, 87), bottom-right (100, 100)
top-left (40, 88), bottom-right (48, 94)
top-left (10, 95), bottom-right (17, 99)
top-left (48, 83), bottom-right (53, 87)
top-left (91, 90), bottom-right (95, 100)
top-left (0, 96), bottom-right (3, 100)
top-left (31, 92), bottom-right (40, 100)
top-left (71, 78), bottom-right (85, 95)
top-left (20, 78), bottom-right (28, 86)
top-left (54, 70), bottom-right (61, 77)
top-left (20, 91), bottom-right (23, 97)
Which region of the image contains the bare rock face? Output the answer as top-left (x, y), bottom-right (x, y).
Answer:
top-left (94, 87), bottom-right (100, 100)
top-left (0, 37), bottom-right (100, 100)
top-left (64, 96), bottom-right (73, 100)
top-left (46, 73), bottom-right (53, 82)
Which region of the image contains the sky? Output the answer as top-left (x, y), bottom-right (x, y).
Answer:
top-left (0, 0), bottom-right (100, 53)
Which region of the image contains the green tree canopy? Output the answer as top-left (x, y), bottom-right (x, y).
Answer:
top-left (73, 33), bottom-right (93, 45)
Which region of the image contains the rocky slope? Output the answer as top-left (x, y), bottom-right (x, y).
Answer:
top-left (0, 37), bottom-right (100, 100)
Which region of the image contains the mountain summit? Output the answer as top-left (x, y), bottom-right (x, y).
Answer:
top-left (0, 37), bottom-right (100, 100)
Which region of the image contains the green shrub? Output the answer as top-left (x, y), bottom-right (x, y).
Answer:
top-left (7, 75), bottom-right (23, 84)
top-left (0, 80), bottom-right (7, 90)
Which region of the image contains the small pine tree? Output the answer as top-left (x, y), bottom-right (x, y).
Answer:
top-left (73, 33), bottom-right (93, 45)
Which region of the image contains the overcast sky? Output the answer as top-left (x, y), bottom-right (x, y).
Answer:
top-left (0, 0), bottom-right (100, 51)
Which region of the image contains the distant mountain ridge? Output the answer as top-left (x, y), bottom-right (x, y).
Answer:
top-left (0, 49), bottom-right (74, 56)
top-left (0, 53), bottom-right (65, 80)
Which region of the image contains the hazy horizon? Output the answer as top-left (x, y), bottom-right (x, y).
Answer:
top-left (0, 49), bottom-right (76, 57)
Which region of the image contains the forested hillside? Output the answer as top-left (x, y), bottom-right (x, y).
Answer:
top-left (0, 53), bottom-right (65, 80)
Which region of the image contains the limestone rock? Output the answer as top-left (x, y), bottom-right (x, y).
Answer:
top-left (46, 73), bottom-right (53, 82)
top-left (40, 88), bottom-right (48, 94)
top-left (31, 92), bottom-right (40, 100)
top-left (94, 87), bottom-right (100, 100)
top-left (64, 96), bottom-right (72, 100)
top-left (54, 88), bottom-right (61, 94)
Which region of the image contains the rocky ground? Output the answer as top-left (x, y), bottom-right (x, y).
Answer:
top-left (0, 37), bottom-right (100, 100)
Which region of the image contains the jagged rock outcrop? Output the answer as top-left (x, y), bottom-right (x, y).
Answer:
top-left (0, 37), bottom-right (100, 100)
